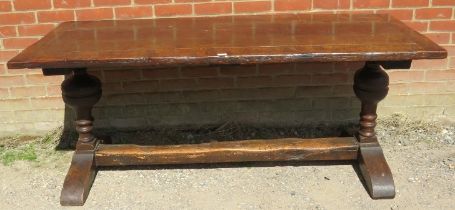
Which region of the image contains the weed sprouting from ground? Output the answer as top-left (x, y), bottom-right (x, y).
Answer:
top-left (0, 127), bottom-right (65, 166)
top-left (0, 144), bottom-right (37, 165)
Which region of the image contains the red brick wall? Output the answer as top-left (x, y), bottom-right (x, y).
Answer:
top-left (0, 0), bottom-right (454, 135)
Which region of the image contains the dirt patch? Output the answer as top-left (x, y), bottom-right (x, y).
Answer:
top-left (0, 114), bottom-right (454, 209)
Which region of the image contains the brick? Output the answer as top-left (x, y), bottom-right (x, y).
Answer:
top-left (425, 69), bottom-right (455, 81)
top-left (0, 88), bottom-right (9, 98)
top-left (423, 94), bottom-right (455, 106)
top-left (103, 93), bottom-right (146, 106)
top-left (388, 70), bottom-right (424, 82)
top-left (104, 69), bottom-right (141, 82)
top-left (411, 59), bottom-right (448, 69)
top-left (11, 86), bottom-right (47, 98)
top-left (14, 109), bottom-right (64, 122)
top-left (337, 10), bottom-right (375, 15)
top-left (0, 1), bottom-right (12, 12)
top-left (312, 97), bottom-right (351, 109)
top-left (446, 46), bottom-right (455, 56)
top-left (178, 90), bottom-right (218, 103)
top-left (175, 0), bottom-right (208, 2)
top-left (37, 10), bottom-right (75, 23)
top-left (449, 59), bottom-right (455, 69)
top-left (194, 2), bottom-right (232, 15)
top-left (258, 63), bottom-right (295, 75)
top-left (220, 65), bottom-right (256, 76)
top-left (0, 26), bottom-right (17, 37)
top-left (312, 73), bottom-right (349, 85)
top-left (237, 76), bottom-right (274, 88)
top-left (7, 68), bottom-right (41, 75)
top-left (94, 0), bottom-right (131, 6)
top-left (18, 24), bottom-right (55, 36)
top-left (234, 1), bottom-right (271, 13)
top-left (446, 106), bottom-right (455, 117)
top-left (0, 111), bottom-right (15, 121)
top-left (99, 82), bottom-right (122, 94)
top-left (388, 83), bottom-right (409, 95)
top-left (313, 0), bottom-right (350, 9)
top-left (159, 79), bottom-right (197, 91)
top-left (296, 62), bottom-right (333, 74)
top-left (181, 66), bottom-right (218, 78)
top-left (391, 0), bottom-right (429, 7)
top-left (0, 13), bottom-right (36, 25)
top-left (0, 75), bottom-right (25, 88)
top-left (333, 62), bottom-right (364, 72)
top-left (134, 0), bottom-right (170, 4)
top-left (376, 9), bottom-right (414, 20)
top-left (0, 99), bottom-right (31, 111)
top-left (115, 6), bottom-right (153, 19)
top-left (155, 4), bottom-right (192, 17)
top-left (332, 109), bottom-right (359, 121)
top-left (274, 99), bottom-right (312, 111)
top-left (274, 75), bottom-right (312, 86)
top-left (0, 65), bottom-right (6, 75)
top-left (142, 92), bottom-right (182, 104)
top-left (416, 8), bottom-right (452, 20)
top-left (54, 0), bottom-right (91, 8)
top-left (447, 80), bottom-right (455, 92)
top-left (423, 32), bottom-right (451, 44)
top-left (275, 0), bottom-right (311, 11)
top-left (237, 98), bottom-right (311, 112)
top-left (123, 80), bottom-right (159, 92)
top-left (382, 95), bottom-right (425, 106)
top-left (296, 86), bottom-right (332, 97)
top-left (46, 85), bottom-right (61, 96)
top-left (430, 21), bottom-right (455, 31)
top-left (220, 87), bottom-right (295, 101)
top-left (14, 0), bottom-right (51, 11)
top-left (332, 85), bottom-right (355, 97)
top-left (0, 64), bottom-right (9, 75)
top-left (76, 8), bottom-right (114, 21)
top-left (432, 0), bottom-right (455, 6)
top-left (143, 68), bottom-right (179, 79)
top-left (353, 0), bottom-right (390, 8)
top-left (3, 38), bottom-right (39, 49)
top-left (30, 97), bottom-right (65, 109)
top-left (407, 82), bottom-right (447, 94)
top-left (0, 50), bottom-right (19, 62)
top-left (26, 74), bottom-right (63, 85)
top-left (197, 78), bottom-right (234, 89)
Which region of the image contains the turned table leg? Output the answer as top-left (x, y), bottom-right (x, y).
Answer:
top-left (60, 69), bottom-right (102, 206)
top-left (353, 62), bottom-right (395, 199)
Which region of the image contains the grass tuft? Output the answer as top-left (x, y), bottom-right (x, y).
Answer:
top-left (0, 127), bottom-right (64, 166)
top-left (0, 144), bottom-right (37, 165)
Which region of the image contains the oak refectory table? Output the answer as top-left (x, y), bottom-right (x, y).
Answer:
top-left (7, 14), bottom-right (447, 206)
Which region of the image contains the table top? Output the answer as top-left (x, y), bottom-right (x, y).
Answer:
top-left (7, 13), bottom-right (447, 69)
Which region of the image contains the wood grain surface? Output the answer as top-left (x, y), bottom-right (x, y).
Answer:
top-left (95, 137), bottom-right (358, 166)
top-left (8, 14), bottom-right (447, 70)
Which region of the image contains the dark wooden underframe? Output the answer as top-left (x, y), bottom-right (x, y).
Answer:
top-left (57, 61), bottom-right (397, 205)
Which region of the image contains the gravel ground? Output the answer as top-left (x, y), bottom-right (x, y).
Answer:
top-left (1, 114), bottom-right (454, 210)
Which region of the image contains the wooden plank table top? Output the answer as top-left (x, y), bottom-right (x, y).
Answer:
top-left (7, 13), bottom-right (447, 70)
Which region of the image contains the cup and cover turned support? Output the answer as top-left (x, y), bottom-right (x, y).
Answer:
top-left (353, 62), bottom-right (395, 199)
top-left (60, 69), bottom-right (102, 206)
